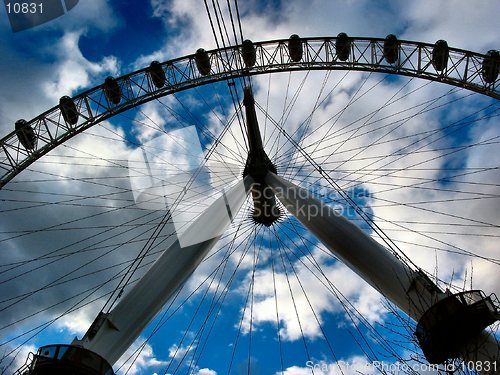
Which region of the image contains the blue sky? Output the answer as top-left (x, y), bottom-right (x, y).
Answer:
top-left (0, 1), bottom-right (499, 375)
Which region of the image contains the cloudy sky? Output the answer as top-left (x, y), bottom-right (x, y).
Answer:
top-left (0, 1), bottom-right (499, 374)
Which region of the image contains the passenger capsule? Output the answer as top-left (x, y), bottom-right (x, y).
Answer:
top-left (148, 61), bottom-right (166, 88)
top-left (482, 50), bottom-right (499, 84)
top-left (288, 34), bottom-right (303, 62)
top-left (336, 32), bottom-right (350, 61)
top-left (59, 96), bottom-right (79, 125)
top-left (432, 40), bottom-right (449, 71)
top-left (104, 76), bottom-right (121, 105)
top-left (15, 119), bottom-right (37, 150)
top-left (195, 48), bottom-right (211, 76)
top-left (383, 34), bottom-right (399, 64)
top-left (242, 39), bottom-right (256, 68)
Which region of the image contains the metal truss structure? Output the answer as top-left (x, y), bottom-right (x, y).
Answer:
top-left (0, 35), bottom-right (498, 188)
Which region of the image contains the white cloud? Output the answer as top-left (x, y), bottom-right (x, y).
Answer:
top-left (54, 305), bottom-right (96, 336)
top-left (168, 343), bottom-right (194, 360)
top-left (0, 30), bottom-right (119, 138)
top-left (0, 121), bottom-right (159, 344)
top-left (0, 343), bottom-right (37, 374)
top-left (132, 101), bottom-right (172, 143)
top-left (141, 0), bottom-right (400, 66)
top-left (238, 247), bottom-right (386, 341)
top-left (115, 338), bottom-right (168, 375)
top-left (42, 30), bottom-right (119, 101)
top-left (195, 368), bottom-right (217, 375)
top-left (402, 0), bottom-right (499, 51)
top-left (133, 0), bottom-right (219, 67)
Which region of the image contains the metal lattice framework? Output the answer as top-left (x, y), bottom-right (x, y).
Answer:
top-left (0, 36), bottom-right (498, 188)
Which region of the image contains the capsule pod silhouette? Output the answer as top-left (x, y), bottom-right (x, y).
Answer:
top-left (104, 76), bottom-right (122, 105)
top-left (432, 40), bottom-right (449, 71)
top-left (242, 40), bottom-right (256, 68)
top-left (149, 61), bottom-right (166, 88)
top-left (384, 34), bottom-right (399, 64)
top-left (195, 48), bottom-right (211, 76)
top-left (288, 34), bottom-right (303, 62)
top-left (336, 32), bottom-right (350, 62)
top-left (15, 119), bottom-right (37, 150)
top-left (482, 50), bottom-right (499, 84)
top-left (59, 96), bottom-right (79, 125)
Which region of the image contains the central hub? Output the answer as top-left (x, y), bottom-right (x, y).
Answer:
top-left (241, 87), bottom-right (281, 226)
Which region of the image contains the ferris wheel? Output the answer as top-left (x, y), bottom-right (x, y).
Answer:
top-left (0, 10), bottom-right (499, 375)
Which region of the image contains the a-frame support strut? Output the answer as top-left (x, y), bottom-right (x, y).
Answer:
top-left (76, 177), bottom-right (252, 366)
top-left (19, 177), bottom-right (252, 375)
top-left (266, 172), bottom-right (499, 369)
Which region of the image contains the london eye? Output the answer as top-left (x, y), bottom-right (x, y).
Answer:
top-left (0, 2), bottom-right (499, 375)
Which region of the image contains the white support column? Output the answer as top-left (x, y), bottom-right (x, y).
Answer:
top-left (76, 177), bottom-right (251, 366)
top-left (266, 172), bottom-right (499, 369)
top-left (266, 172), bottom-right (438, 320)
